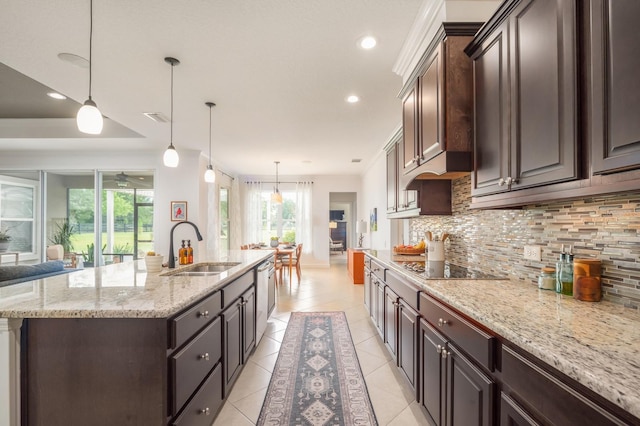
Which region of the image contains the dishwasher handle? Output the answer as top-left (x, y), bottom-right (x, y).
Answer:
top-left (257, 261), bottom-right (273, 272)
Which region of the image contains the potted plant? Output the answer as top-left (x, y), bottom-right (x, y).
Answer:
top-left (49, 221), bottom-right (76, 254)
top-left (270, 236), bottom-right (280, 248)
top-left (0, 228), bottom-right (11, 252)
top-left (82, 243), bottom-right (106, 267)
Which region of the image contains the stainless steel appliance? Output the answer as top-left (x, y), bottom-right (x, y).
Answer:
top-left (256, 259), bottom-right (274, 344)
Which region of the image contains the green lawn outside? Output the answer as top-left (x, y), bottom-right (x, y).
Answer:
top-left (70, 232), bottom-right (154, 258)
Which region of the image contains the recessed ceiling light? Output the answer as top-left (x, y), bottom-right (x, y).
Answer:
top-left (346, 95), bottom-right (359, 103)
top-left (47, 92), bottom-right (67, 100)
top-left (359, 36), bottom-right (377, 49)
top-left (57, 52), bottom-right (89, 69)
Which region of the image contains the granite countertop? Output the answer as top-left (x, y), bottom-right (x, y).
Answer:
top-left (0, 250), bottom-right (272, 319)
top-left (368, 250), bottom-right (640, 420)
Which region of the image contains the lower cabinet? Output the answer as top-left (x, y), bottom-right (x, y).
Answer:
top-left (374, 277), bottom-right (385, 337)
top-left (223, 285), bottom-right (256, 395)
top-left (398, 298), bottom-right (419, 393)
top-left (500, 392), bottom-right (540, 426)
top-left (384, 286), bottom-right (399, 362)
top-left (172, 364), bottom-right (224, 426)
top-left (420, 319), bottom-right (495, 426)
top-left (363, 265), bottom-right (372, 313)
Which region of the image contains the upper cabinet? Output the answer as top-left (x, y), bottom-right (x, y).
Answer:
top-left (589, 0), bottom-right (640, 174)
top-left (467, 0), bottom-right (579, 197)
top-left (400, 23), bottom-right (482, 183)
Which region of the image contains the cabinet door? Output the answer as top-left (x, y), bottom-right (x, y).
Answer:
top-left (386, 144), bottom-right (397, 213)
top-left (384, 287), bottom-right (398, 362)
top-left (363, 267), bottom-right (371, 313)
top-left (500, 393), bottom-right (541, 426)
top-left (267, 270), bottom-right (275, 316)
top-left (375, 280), bottom-right (385, 337)
top-left (396, 139), bottom-right (418, 211)
top-left (419, 44), bottom-right (444, 163)
top-left (471, 20), bottom-right (510, 197)
top-left (445, 344), bottom-right (495, 426)
top-left (398, 299), bottom-right (419, 394)
top-left (402, 85), bottom-right (419, 174)
top-left (242, 286), bottom-right (256, 362)
top-left (590, 0), bottom-right (640, 174)
top-left (222, 301), bottom-right (242, 395)
top-left (509, 0), bottom-right (578, 189)
top-left (420, 319), bottom-right (447, 426)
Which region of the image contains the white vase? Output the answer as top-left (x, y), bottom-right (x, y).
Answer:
top-left (0, 241), bottom-right (9, 252)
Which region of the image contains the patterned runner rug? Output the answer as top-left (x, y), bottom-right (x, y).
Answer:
top-left (257, 311), bottom-right (378, 426)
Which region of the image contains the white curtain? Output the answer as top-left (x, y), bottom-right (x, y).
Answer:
top-left (229, 178), bottom-right (242, 251)
top-left (243, 181), bottom-right (263, 246)
top-left (206, 180), bottom-right (220, 257)
top-left (295, 182), bottom-right (313, 254)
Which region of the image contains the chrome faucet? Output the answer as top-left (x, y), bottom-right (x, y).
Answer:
top-left (168, 221), bottom-right (203, 268)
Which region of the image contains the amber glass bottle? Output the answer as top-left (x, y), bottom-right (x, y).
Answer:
top-left (179, 240), bottom-right (187, 265)
top-left (187, 240), bottom-right (193, 264)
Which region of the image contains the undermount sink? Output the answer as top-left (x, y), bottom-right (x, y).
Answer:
top-left (161, 262), bottom-right (241, 277)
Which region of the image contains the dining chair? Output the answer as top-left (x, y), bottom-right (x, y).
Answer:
top-left (290, 243), bottom-right (303, 282)
top-left (241, 245), bottom-right (249, 250)
top-left (273, 248), bottom-right (285, 286)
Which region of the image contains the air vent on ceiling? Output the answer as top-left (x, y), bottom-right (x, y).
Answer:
top-left (351, 159), bottom-right (362, 163)
top-left (143, 112), bottom-right (169, 123)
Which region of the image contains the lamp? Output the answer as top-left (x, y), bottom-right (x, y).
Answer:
top-left (76, 0), bottom-right (103, 135)
top-left (329, 221), bottom-right (338, 229)
top-left (204, 101), bottom-right (216, 183)
top-left (163, 57), bottom-right (180, 167)
top-left (355, 220), bottom-right (368, 248)
top-left (271, 161), bottom-right (283, 204)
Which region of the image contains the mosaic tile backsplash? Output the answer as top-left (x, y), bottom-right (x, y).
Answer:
top-left (409, 175), bottom-right (640, 309)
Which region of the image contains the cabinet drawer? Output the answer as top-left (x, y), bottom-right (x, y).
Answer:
top-left (386, 269), bottom-right (420, 310)
top-left (172, 362), bottom-right (223, 426)
top-left (364, 256), bottom-right (372, 270)
top-left (171, 317), bottom-right (222, 415)
top-left (419, 292), bottom-right (495, 371)
top-left (370, 259), bottom-right (386, 281)
top-left (222, 270), bottom-right (254, 308)
top-left (502, 345), bottom-right (627, 426)
top-left (170, 291), bottom-right (222, 349)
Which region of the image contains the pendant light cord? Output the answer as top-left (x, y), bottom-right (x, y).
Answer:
top-left (208, 105), bottom-right (212, 164)
top-left (170, 61), bottom-right (174, 147)
top-left (88, 0), bottom-right (93, 100)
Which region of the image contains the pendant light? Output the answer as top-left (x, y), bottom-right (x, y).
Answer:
top-left (76, 0), bottom-right (103, 135)
top-left (271, 161), bottom-right (283, 204)
top-left (163, 57), bottom-right (180, 167)
top-left (204, 102), bottom-right (216, 183)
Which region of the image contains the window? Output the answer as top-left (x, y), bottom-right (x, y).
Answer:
top-left (0, 177), bottom-right (37, 254)
top-left (260, 190), bottom-right (296, 243)
top-left (220, 187), bottom-right (230, 257)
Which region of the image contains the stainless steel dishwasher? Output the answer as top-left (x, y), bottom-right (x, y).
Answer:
top-left (256, 258), bottom-right (274, 344)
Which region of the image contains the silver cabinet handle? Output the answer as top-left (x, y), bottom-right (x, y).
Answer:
top-left (436, 344), bottom-right (443, 354)
top-left (505, 176), bottom-right (513, 185)
top-left (198, 353), bottom-right (210, 361)
top-left (441, 349), bottom-right (449, 359)
top-left (438, 318), bottom-right (449, 327)
top-left (498, 178), bottom-right (506, 186)
top-left (197, 310), bottom-right (209, 318)
top-left (198, 408), bottom-right (210, 415)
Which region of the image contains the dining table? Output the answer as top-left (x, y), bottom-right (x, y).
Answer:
top-left (252, 244), bottom-right (295, 278)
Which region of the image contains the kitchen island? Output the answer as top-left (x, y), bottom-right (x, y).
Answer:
top-left (366, 250), bottom-right (640, 425)
top-left (0, 249), bottom-right (272, 426)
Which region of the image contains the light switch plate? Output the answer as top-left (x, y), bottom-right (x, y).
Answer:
top-left (524, 245), bottom-right (541, 261)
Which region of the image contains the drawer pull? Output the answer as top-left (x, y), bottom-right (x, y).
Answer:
top-left (441, 349), bottom-right (449, 359)
top-left (198, 352), bottom-right (210, 361)
top-left (197, 310), bottom-right (209, 318)
top-left (438, 318), bottom-right (449, 327)
top-left (198, 407), bottom-right (210, 415)
top-left (436, 344), bottom-right (443, 354)
top-left (393, 302), bottom-right (400, 307)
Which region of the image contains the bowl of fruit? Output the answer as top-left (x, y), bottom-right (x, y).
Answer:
top-left (393, 240), bottom-right (426, 255)
top-left (144, 251), bottom-right (164, 273)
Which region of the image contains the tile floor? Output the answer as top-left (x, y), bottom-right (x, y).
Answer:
top-left (213, 263), bottom-right (428, 425)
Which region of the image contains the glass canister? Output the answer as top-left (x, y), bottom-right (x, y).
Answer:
top-left (556, 253), bottom-right (574, 295)
top-left (538, 267), bottom-right (556, 290)
top-left (573, 258), bottom-right (602, 302)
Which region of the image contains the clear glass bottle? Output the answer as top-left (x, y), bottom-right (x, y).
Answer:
top-left (555, 253), bottom-right (565, 293)
top-left (538, 267), bottom-right (556, 290)
top-left (557, 254), bottom-right (574, 296)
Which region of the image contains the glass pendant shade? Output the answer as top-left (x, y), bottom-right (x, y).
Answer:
top-left (271, 190), bottom-right (283, 204)
top-left (77, 99), bottom-right (103, 134)
top-left (204, 165), bottom-right (216, 183)
top-left (163, 144), bottom-right (179, 167)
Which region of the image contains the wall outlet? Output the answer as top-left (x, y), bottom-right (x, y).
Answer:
top-left (524, 245), bottom-right (541, 261)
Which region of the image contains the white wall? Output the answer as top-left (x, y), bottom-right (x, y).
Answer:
top-left (360, 150), bottom-right (391, 251)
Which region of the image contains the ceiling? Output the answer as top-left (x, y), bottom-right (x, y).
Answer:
top-left (0, 0), bottom-right (424, 176)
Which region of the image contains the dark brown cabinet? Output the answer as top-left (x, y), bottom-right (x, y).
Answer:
top-left (384, 286), bottom-right (399, 362)
top-left (223, 285), bottom-right (256, 395)
top-left (500, 393), bottom-right (541, 426)
top-left (588, 0), bottom-right (640, 174)
top-left (420, 319), bottom-right (495, 426)
top-left (398, 298), bottom-right (419, 393)
top-left (469, 0), bottom-right (579, 197)
top-left (400, 23), bottom-right (480, 179)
